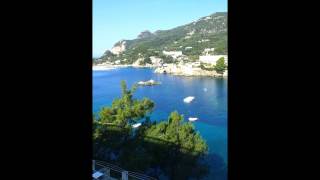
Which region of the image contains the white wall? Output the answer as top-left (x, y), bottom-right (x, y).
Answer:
top-left (199, 55), bottom-right (227, 65)
top-left (162, 51), bottom-right (182, 58)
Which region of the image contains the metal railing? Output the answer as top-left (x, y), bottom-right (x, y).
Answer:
top-left (93, 160), bottom-right (157, 180)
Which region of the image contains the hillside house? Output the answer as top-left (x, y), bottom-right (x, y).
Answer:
top-left (199, 55), bottom-right (228, 65)
top-left (162, 50), bottom-right (183, 59)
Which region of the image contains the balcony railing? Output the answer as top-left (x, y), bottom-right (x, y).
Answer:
top-left (93, 160), bottom-right (157, 180)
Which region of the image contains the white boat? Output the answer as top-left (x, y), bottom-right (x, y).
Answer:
top-left (203, 88), bottom-right (208, 92)
top-left (183, 96), bottom-right (195, 103)
top-left (132, 123), bottom-right (142, 128)
top-left (188, 117), bottom-right (198, 122)
top-left (137, 79), bottom-right (160, 86)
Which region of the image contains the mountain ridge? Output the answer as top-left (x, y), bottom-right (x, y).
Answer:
top-left (96, 12), bottom-right (227, 65)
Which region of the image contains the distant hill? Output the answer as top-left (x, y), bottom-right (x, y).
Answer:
top-left (97, 12), bottom-right (227, 65)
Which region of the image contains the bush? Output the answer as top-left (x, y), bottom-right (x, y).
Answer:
top-left (214, 57), bottom-right (226, 74)
top-left (200, 63), bottom-right (215, 71)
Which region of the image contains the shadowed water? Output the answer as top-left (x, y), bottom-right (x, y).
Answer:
top-left (93, 67), bottom-right (227, 180)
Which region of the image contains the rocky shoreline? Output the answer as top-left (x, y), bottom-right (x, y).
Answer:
top-left (154, 64), bottom-right (227, 77)
top-left (92, 63), bottom-right (158, 70)
top-left (93, 63), bottom-right (227, 77)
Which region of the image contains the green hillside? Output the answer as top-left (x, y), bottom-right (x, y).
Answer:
top-left (97, 12), bottom-right (227, 65)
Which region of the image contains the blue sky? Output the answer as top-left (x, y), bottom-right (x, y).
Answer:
top-left (93, 0), bottom-right (227, 58)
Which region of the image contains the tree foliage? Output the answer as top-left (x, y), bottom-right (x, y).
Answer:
top-left (98, 80), bottom-right (154, 126)
top-left (93, 81), bottom-right (210, 179)
top-left (200, 63), bottom-right (215, 71)
top-left (214, 57), bottom-right (227, 75)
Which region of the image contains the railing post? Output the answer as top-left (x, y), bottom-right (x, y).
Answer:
top-left (101, 168), bottom-right (110, 180)
top-left (92, 160), bottom-right (95, 171)
top-left (106, 168), bottom-right (110, 177)
top-left (122, 170), bottom-right (128, 180)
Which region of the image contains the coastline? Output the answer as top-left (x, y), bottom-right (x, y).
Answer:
top-left (92, 64), bottom-right (133, 71)
top-left (92, 66), bottom-right (116, 71)
top-left (92, 64), bottom-right (227, 77)
top-left (154, 66), bottom-right (228, 77)
top-left (92, 64), bottom-right (156, 71)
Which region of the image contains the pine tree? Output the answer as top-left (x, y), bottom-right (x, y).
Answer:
top-left (93, 81), bottom-right (209, 179)
top-left (214, 57), bottom-right (227, 75)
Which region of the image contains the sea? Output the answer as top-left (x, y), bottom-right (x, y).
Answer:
top-left (93, 67), bottom-right (228, 180)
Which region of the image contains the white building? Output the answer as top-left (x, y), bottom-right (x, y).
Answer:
top-left (198, 39), bottom-right (210, 43)
top-left (199, 55), bottom-right (228, 65)
top-left (162, 50), bottom-right (183, 59)
top-left (203, 48), bottom-right (215, 55)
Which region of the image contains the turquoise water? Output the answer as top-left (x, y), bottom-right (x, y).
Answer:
top-left (93, 67), bottom-right (227, 180)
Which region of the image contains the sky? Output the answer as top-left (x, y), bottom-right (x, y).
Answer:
top-left (93, 0), bottom-right (227, 58)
